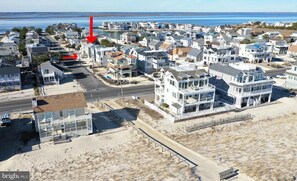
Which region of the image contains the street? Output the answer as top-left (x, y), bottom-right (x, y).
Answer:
top-left (0, 85), bottom-right (154, 114)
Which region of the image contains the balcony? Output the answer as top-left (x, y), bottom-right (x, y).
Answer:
top-left (230, 78), bottom-right (275, 86)
top-left (240, 89), bottom-right (272, 97)
top-left (178, 84), bottom-right (215, 95)
top-left (39, 114), bottom-right (92, 125)
top-left (155, 87), bottom-right (164, 94)
top-left (178, 96), bottom-right (214, 105)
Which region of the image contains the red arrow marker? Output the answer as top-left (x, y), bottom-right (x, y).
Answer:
top-left (62, 53), bottom-right (78, 60)
top-left (86, 16), bottom-right (97, 43)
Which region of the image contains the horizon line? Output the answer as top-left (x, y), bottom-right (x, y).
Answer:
top-left (1, 11), bottom-right (297, 13)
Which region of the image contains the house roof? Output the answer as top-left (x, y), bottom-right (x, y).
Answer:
top-left (138, 50), bottom-right (168, 58)
top-left (166, 68), bottom-right (208, 81)
top-left (40, 61), bottom-right (64, 74)
top-left (159, 42), bottom-right (172, 50)
top-left (33, 92), bottom-right (87, 113)
top-left (209, 63), bottom-right (242, 76)
top-left (27, 46), bottom-right (49, 53)
top-left (292, 61), bottom-right (297, 66)
top-left (173, 47), bottom-right (191, 55)
top-left (149, 40), bottom-right (163, 48)
top-left (288, 45), bottom-right (297, 53)
top-left (0, 66), bottom-right (20, 75)
top-left (187, 48), bottom-right (202, 57)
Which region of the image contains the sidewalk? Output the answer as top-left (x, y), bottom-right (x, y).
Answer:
top-left (0, 89), bottom-right (34, 102)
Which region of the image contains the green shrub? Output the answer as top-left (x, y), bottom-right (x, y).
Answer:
top-left (161, 103), bottom-right (169, 108)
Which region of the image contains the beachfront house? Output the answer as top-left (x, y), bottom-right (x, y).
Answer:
top-left (209, 63), bottom-right (275, 108)
top-left (154, 64), bottom-right (216, 116)
top-left (239, 43), bottom-right (272, 63)
top-left (32, 92), bottom-right (93, 143)
top-left (285, 62), bottom-right (297, 89)
top-left (0, 66), bottom-right (21, 92)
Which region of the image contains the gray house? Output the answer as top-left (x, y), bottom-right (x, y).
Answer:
top-left (187, 48), bottom-right (203, 62)
top-left (0, 66), bottom-right (21, 92)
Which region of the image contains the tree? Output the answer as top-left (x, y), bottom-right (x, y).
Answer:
top-left (240, 39), bottom-right (251, 44)
top-left (54, 35), bottom-right (60, 41)
top-left (18, 27), bottom-right (29, 56)
top-left (45, 26), bottom-right (55, 35)
top-left (61, 34), bottom-right (66, 40)
top-left (35, 28), bottom-right (43, 35)
top-left (263, 34), bottom-right (270, 41)
top-left (11, 27), bottom-right (21, 32)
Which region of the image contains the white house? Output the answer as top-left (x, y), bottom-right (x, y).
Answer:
top-left (203, 46), bottom-right (239, 65)
top-left (39, 61), bottom-right (65, 85)
top-left (209, 63), bottom-right (275, 108)
top-left (180, 37), bottom-right (192, 47)
top-left (120, 32), bottom-right (137, 43)
top-left (237, 28), bottom-right (252, 36)
top-left (154, 64), bottom-right (215, 116)
top-left (137, 50), bottom-right (171, 74)
top-left (64, 31), bottom-right (79, 40)
top-left (268, 40), bottom-right (289, 55)
top-left (191, 38), bottom-right (204, 49)
top-left (32, 92), bottom-right (93, 143)
top-left (239, 43), bottom-right (272, 63)
top-left (285, 62), bottom-right (297, 89)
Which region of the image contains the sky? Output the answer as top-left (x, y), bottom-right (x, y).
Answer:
top-left (0, 0), bottom-right (297, 12)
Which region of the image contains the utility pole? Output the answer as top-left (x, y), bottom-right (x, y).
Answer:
top-left (117, 65), bottom-right (124, 99)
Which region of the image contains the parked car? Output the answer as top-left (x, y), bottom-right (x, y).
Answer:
top-left (0, 113), bottom-right (11, 126)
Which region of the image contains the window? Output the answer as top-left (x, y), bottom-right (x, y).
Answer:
top-left (60, 111), bottom-right (63, 117)
top-left (44, 69), bottom-right (49, 74)
top-left (44, 112), bottom-right (52, 120)
top-left (69, 110), bottom-right (75, 117)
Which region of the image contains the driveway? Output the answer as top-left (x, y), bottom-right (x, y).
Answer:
top-left (63, 62), bottom-right (110, 92)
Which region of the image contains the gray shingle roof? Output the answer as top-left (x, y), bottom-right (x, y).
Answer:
top-left (40, 61), bottom-right (64, 74)
top-left (209, 63), bottom-right (242, 76)
top-left (187, 48), bottom-right (202, 57)
top-left (168, 68), bottom-right (208, 81)
top-left (0, 66), bottom-right (20, 75)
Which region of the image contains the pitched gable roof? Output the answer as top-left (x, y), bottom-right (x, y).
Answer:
top-left (209, 63), bottom-right (242, 76)
top-left (188, 48), bottom-right (202, 57)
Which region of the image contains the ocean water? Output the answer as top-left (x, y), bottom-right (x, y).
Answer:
top-left (0, 12), bottom-right (297, 33)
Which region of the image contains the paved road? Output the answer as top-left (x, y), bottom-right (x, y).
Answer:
top-left (0, 86), bottom-right (154, 114)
